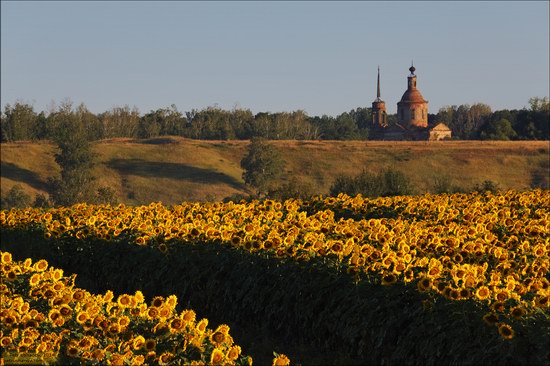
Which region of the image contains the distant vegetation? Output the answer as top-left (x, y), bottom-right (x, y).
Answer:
top-left (1, 97), bottom-right (548, 143)
top-left (1, 139), bottom-right (548, 209)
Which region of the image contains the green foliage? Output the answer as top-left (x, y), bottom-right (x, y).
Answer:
top-left (47, 102), bottom-right (98, 206)
top-left (436, 103), bottom-right (492, 139)
top-left (480, 118), bottom-right (517, 140)
top-left (430, 175), bottom-right (466, 194)
top-left (139, 105), bottom-right (186, 139)
top-left (32, 193), bottom-right (52, 208)
top-left (1, 97), bottom-right (547, 141)
top-left (330, 168), bottom-right (413, 197)
top-left (267, 177), bottom-right (315, 201)
top-left (99, 105), bottom-right (140, 138)
top-left (472, 180), bottom-right (501, 193)
top-left (95, 186), bottom-right (118, 205)
top-left (240, 137), bottom-right (285, 195)
top-left (381, 168), bottom-right (414, 196)
top-left (0, 102), bottom-right (39, 142)
top-left (0, 184), bottom-right (32, 209)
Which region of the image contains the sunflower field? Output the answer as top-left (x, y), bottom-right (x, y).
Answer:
top-left (1, 189), bottom-right (549, 365)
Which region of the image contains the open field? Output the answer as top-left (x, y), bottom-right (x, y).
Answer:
top-left (1, 138), bottom-right (548, 204)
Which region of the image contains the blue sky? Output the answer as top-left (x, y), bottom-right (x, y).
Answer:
top-left (1, 1), bottom-right (549, 116)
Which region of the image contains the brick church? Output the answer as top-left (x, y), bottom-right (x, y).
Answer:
top-left (370, 65), bottom-right (452, 141)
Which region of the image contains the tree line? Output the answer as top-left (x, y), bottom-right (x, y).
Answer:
top-left (1, 97), bottom-right (548, 142)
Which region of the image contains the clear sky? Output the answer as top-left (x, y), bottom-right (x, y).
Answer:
top-left (1, 1), bottom-right (549, 117)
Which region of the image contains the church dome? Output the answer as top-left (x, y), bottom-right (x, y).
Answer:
top-left (400, 88), bottom-right (427, 103)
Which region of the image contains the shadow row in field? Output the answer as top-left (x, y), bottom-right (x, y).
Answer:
top-left (0, 161), bottom-right (48, 191)
top-left (107, 158), bottom-right (244, 189)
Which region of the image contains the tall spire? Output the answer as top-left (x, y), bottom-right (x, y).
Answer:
top-left (377, 66), bottom-right (381, 99)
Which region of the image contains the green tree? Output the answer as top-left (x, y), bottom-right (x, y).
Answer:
top-left (240, 137), bottom-right (284, 195)
top-left (47, 102), bottom-right (98, 205)
top-left (267, 177), bottom-right (315, 200)
top-left (480, 118), bottom-right (517, 140)
top-left (381, 168), bottom-right (413, 196)
top-left (1, 184), bottom-right (32, 209)
top-left (1, 102), bottom-right (39, 141)
top-left (99, 105), bottom-right (140, 138)
top-left (437, 103), bottom-right (491, 139)
top-left (33, 193), bottom-right (52, 208)
top-left (329, 168), bottom-right (412, 197)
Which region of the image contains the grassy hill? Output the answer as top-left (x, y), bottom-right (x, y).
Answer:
top-left (1, 137), bottom-right (548, 205)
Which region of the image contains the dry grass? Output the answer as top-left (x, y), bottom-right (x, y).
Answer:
top-left (1, 138), bottom-right (548, 204)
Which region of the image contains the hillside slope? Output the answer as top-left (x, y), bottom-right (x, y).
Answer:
top-left (1, 137), bottom-right (548, 205)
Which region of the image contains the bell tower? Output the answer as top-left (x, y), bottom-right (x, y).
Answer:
top-left (397, 63), bottom-right (429, 128)
top-left (371, 66), bottom-right (388, 129)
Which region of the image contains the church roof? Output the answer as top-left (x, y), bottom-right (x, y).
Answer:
top-left (430, 122), bottom-right (451, 131)
top-left (399, 88), bottom-right (427, 104)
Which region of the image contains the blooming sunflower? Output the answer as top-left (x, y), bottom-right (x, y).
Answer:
top-left (381, 273), bottom-right (397, 286)
top-left (272, 353), bottom-right (291, 366)
top-left (210, 348), bottom-right (225, 364)
top-left (475, 286), bottom-right (491, 301)
top-left (498, 323), bottom-right (515, 340)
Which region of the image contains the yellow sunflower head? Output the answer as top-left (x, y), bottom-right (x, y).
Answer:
top-left (498, 323), bottom-right (515, 340)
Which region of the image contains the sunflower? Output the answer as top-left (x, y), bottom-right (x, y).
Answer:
top-left (417, 278), bottom-right (432, 292)
top-left (381, 273), bottom-right (397, 286)
top-left (182, 310), bottom-right (196, 323)
top-left (510, 306), bottom-right (526, 319)
top-left (169, 318), bottom-right (184, 333)
top-left (34, 260), bottom-right (48, 272)
top-left (76, 312), bottom-right (89, 325)
top-left (132, 336), bottom-right (146, 350)
top-left (66, 346), bottom-right (80, 357)
top-left (196, 318), bottom-right (208, 333)
top-left (59, 305), bottom-right (72, 318)
top-left (475, 286), bottom-right (491, 301)
top-left (159, 352), bottom-right (174, 365)
top-left (263, 240), bottom-right (274, 250)
top-left (91, 349), bottom-right (106, 362)
top-left (330, 241), bottom-right (343, 253)
top-left (104, 291), bottom-right (114, 303)
top-left (227, 345), bottom-right (241, 361)
top-left (108, 324), bottom-right (121, 336)
top-left (427, 267), bottom-right (441, 279)
top-left (495, 290), bottom-right (509, 302)
top-left (144, 339), bottom-right (157, 351)
top-left (491, 301), bottom-right (505, 313)
top-left (498, 323), bottom-right (515, 340)
top-left (534, 295), bottom-right (549, 308)
top-left (134, 291), bottom-right (145, 304)
top-left (272, 354), bottom-right (291, 366)
top-left (6, 271), bottom-right (17, 281)
top-left (165, 295), bottom-right (178, 309)
top-left (210, 331), bottom-right (226, 344)
top-left (47, 309), bottom-right (61, 322)
top-left (117, 294), bottom-right (132, 308)
top-left (210, 348), bottom-right (225, 364)
top-left (146, 307), bottom-right (159, 320)
top-left (118, 316), bottom-right (130, 328)
top-left (0, 336), bottom-right (12, 347)
top-left (29, 274), bottom-right (41, 287)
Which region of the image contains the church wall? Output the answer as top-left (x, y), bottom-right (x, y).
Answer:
top-left (397, 102), bottom-right (428, 128)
